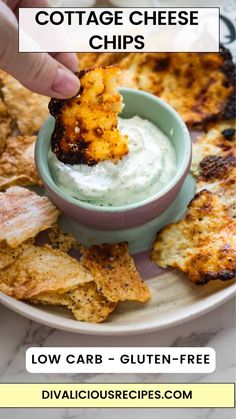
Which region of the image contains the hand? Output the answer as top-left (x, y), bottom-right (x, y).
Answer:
top-left (0, 0), bottom-right (80, 98)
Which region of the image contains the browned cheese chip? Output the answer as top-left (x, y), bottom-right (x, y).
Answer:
top-left (0, 242), bottom-right (25, 271)
top-left (151, 190), bottom-right (236, 285)
top-left (196, 155), bottom-right (236, 218)
top-left (82, 243), bottom-right (151, 303)
top-left (0, 135), bottom-right (41, 190)
top-left (78, 50), bottom-right (235, 126)
top-left (0, 239), bottom-right (115, 323)
top-left (31, 282), bottom-right (116, 323)
top-left (0, 244), bottom-right (93, 299)
top-left (68, 282), bottom-right (116, 323)
top-left (0, 239), bottom-right (35, 271)
top-left (191, 119), bottom-right (236, 174)
top-left (0, 71), bottom-right (49, 135)
top-left (112, 49), bottom-right (235, 127)
top-left (48, 224), bottom-right (78, 252)
top-left (49, 66), bottom-right (128, 165)
top-left (0, 187), bottom-right (60, 247)
top-left (0, 246), bottom-right (21, 271)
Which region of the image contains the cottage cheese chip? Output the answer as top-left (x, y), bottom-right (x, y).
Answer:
top-left (108, 49), bottom-right (235, 126)
top-left (0, 244), bottom-right (93, 299)
top-left (151, 190), bottom-right (236, 285)
top-left (30, 282), bottom-right (116, 323)
top-left (191, 119), bottom-right (235, 174)
top-left (49, 67), bottom-right (128, 166)
top-left (48, 224), bottom-right (78, 253)
top-left (82, 242), bottom-right (151, 303)
top-left (68, 282), bottom-right (116, 323)
top-left (196, 155), bottom-right (236, 218)
top-left (0, 187), bottom-right (60, 247)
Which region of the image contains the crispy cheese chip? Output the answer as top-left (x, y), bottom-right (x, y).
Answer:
top-left (48, 224), bottom-right (78, 253)
top-left (0, 241), bottom-right (115, 323)
top-left (0, 135), bottom-right (41, 190)
top-left (82, 243), bottom-right (151, 303)
top-left (49, 66), bottom-right (128, 165)
top-left (112, 49), bottom-right (235, 126)
top-left (196, 155), bottom-right (236, 218)
top-left (0, 98), bottom-right (12, 156)
top-left (0, 239), bottom-right (34, 271)
top-left (0, 244), bottom-right (93, 299)
top-left (31, 282), bottom-right (116, 323)
top-left (0, 243), bottom-right (25, 271)
top-left (0, 246), bottom-right (21, 271)
top-left (77, 50), bottom-right (236, 126)
top-left (0, 71), bottom-right (49, 135)
top-left (0, 187), bottom-right (60, 247)
top-left (68, 282), bottom-right (116, 323)
top-left (151, 190), bottom-right (236, 284)
top-left (191, 119), bottom-right (236, 174)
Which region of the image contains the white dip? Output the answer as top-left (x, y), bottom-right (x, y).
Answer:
top-left (49, 116), bottom-right (176, 207)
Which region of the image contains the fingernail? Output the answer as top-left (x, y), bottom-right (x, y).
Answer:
top-left (52, 68), bottom-right (80, 98)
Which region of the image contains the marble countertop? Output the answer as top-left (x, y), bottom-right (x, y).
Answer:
top-left (0, 297), bottom-right (235, 419)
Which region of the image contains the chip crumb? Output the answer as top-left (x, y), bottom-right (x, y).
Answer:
top-left (48, 224), bottom-right (78, 253)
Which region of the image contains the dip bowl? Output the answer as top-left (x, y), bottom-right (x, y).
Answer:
top-left (36, 88), bottom-right (192, 233)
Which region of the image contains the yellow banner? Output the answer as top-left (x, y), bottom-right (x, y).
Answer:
top-left (0, 383), bottom-right (234, 408)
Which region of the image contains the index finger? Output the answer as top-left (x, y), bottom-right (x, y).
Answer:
top-left (50, 52), bottom-right (79, 73)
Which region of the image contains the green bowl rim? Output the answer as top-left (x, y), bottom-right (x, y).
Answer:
top-left (36, 88), bottom-right (192, 213)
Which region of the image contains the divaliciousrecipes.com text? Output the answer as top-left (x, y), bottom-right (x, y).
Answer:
top-left (41, 388), bottom-right (193, 401)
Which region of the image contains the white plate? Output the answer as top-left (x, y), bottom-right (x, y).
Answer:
top-left (1, 25), bottom-right (235, 334)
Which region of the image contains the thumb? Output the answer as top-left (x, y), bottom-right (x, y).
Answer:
top-left (0, 4), bottom-right (80, 98)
